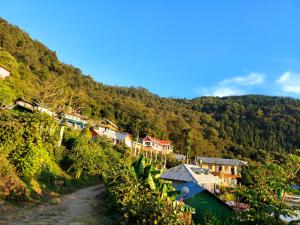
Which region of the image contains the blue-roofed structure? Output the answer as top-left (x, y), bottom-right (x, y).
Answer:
top-left (176, 181), bottom-right (233, 223)
top-left (176, 181), bottom-right (206, 200)
top-left (292, 185), bottom-right (300, 191)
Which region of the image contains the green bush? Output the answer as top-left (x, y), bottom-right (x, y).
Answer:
top-left (106, 156), bottom-right (193, 225)
top-left (63, 129), bottom-right (121, 179)
top-left (0, 110), bottom-right (61, 197)
top-left (0, 152), bottom-right (28, 201)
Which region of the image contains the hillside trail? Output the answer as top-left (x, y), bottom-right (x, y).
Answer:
top-left (0, 184), bottom-right (112, 225)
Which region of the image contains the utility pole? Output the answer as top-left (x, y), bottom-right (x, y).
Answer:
top-left (183, 128), bottom-right (192, 164)
top-left (57, 126), bottom-right (65, 147)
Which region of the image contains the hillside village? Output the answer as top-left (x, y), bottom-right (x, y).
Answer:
top-left (1, 60), bottom-right (300, 224)
top-left (7, 96), bottom-right (254, 220)
top-left (0, 15), bottom-right (299, 224)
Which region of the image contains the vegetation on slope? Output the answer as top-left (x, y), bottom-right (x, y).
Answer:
top-left (0, 17), bottom-right (300, 163)
top-left (0, 107), bottom-right (196, 224)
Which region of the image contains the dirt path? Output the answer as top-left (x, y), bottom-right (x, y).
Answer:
top-left (0, 184), bottom-right (110, 225)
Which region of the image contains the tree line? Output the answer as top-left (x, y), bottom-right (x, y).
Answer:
top-left (0, 17), bottom-right (300, 163)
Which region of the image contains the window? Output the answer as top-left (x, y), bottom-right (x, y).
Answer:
top-left (225, 166), bottom-right (228, 171)
top-left (218, 166), bottom-right (222, 172)
top-left (208, 164), bottom-right (212, 170)
top-left (231, 167), bottom-right (235, 175)
top-left (145, 142), bottom-right (151, 146)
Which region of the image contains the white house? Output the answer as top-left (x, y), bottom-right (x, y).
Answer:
top-left (63, 114), bottom-right (88, 130)
top-left (142, 136), bottom-right (173, 153)
top-left (160, 164), bottom-right (220, 193)
top-left (90, 124), bottom-right (132, 148)
top-left (15, 99), bottom-right (57, 117)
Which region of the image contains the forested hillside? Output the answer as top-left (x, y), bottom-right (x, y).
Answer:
top-left (0, 17), bottom-right (299, 161)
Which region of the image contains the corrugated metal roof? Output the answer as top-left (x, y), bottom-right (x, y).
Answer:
top-left (160, 164), bottom-right (194, 182)
top-left (92, 126), bottom-right (129, 141)
top-left (197, 157), bottom-right (247, 166)
top-left (143, 136), bottom-right (171, 145)
top-left (160, 164), bottom-right (220, 185)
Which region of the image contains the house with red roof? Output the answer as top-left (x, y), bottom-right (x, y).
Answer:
top-left (142, 136), bottom-right (173, 153)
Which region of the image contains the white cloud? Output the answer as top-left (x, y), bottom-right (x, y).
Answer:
top-left (196, 72), bottom-right (264, 97)
top-left (211, 87), bottom-right (244, 97)
top-left (221, 73), bottom-right (265, 86)
top-left (276, 72), bottom-right (300, 94)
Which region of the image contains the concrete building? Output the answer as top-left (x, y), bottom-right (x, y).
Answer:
top-left (197, 157), bottom-right (247, 187)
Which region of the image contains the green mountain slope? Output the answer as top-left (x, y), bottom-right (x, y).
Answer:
top-left (0, 17), bottom-right (299, 161)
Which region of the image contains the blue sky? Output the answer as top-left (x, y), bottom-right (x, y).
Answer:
top-left (0, 0), bottom-right (300, 99)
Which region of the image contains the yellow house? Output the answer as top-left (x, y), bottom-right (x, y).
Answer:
top-left (197, 157), bottom-right (247, 187)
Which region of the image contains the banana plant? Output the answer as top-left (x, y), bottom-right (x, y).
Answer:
top-left (131, 156), bottom-right (195, 213)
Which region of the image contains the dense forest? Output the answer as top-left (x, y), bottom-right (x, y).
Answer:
top-left (0, 17), bottom-right (300, 162)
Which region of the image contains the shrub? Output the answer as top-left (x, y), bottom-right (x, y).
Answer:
top-left (106, 157), bottom-right (194, 225)
top-left (0, 153), bottom-right (28, 201)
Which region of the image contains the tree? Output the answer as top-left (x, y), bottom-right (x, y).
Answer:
top-left (32, 75), bottom-right (66, 109)
top-left (107, 156), bottom-right (194, 225)
top-left (235, 155), bottom-right (300, 224)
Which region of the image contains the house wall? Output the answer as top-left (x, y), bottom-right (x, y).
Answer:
top-left (16, 101), bottom-right (34, 111)
top-left (65, 121), bottom-right (83, 130)
top-left (202, 163), bottom-right (240, 176)
top-left (124, 136), bottom-right (132, 148)
top-left (142, 137), bottom-right (173, 153)
top-left (185, 191), bottom-right (233, 224)
top-left (92, 127), bottom-right (132, 148)
top-left (201, 163), bottom-right (241, 187)
top-left (35, 106), bottom-right (56, 117)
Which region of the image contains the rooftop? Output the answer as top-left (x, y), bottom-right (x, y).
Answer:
top-left (143, 136), bottom-right (172, 145)
top-left (160, 164), bottom-right (220, 185)
top-left (198, 157), bottom-right (247, 166)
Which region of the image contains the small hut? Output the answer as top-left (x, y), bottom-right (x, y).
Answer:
top-left (176, 181), bottom-right (233, 224)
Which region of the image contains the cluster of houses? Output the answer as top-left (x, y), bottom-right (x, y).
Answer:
top-left (13, 98), bottom-right (174, 156)
top-left (161, 157), bottom-right (247, 191)
top-left (160, 158), bottom-right (248, 223)
top-left (11, 97), bottom-right (250, 223)
top-left (90, 119), bottom-right (133, 148)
